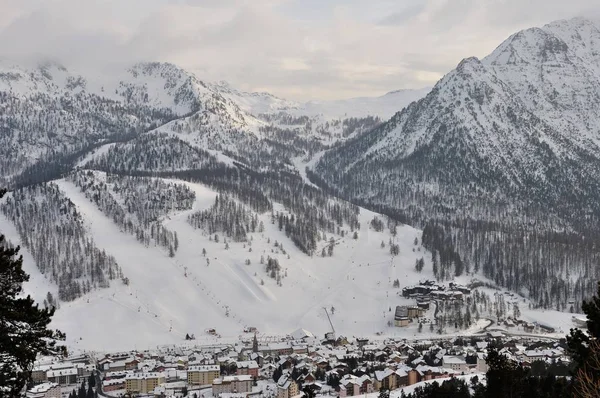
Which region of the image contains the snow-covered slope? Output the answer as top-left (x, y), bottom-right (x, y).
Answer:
top-left (1, 172), bottom-right (438, 351)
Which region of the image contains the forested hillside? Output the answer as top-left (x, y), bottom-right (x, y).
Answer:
top-left (0, 183), bottom-right (122, 301)
top-left (311, 18), bottom-right (600, 311)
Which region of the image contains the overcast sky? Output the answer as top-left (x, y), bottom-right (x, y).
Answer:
top-left (0, 0), bottom-right (598, 100)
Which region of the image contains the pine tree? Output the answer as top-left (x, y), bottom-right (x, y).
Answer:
top-left (484, 348), bottom-right (527, 398)
top-left (78, 381), bottom-right (86, 398)
top-left (0, 191), bottom-right (66, 396)
top-left (86, 382), bottom-right (94, 398)
top-left (569, 281), bottom-right (600, 393)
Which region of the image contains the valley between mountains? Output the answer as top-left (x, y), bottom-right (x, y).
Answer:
top-left (2, 17), bottom-right (600, 351)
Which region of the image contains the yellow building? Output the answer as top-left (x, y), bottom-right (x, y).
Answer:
top-left (125, 372), bottom-right (165, 394)
top-left (187, 365), bottom-right (221, 386)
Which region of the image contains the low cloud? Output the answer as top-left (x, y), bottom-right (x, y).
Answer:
top-left (0, 0), bottom-right (596, 100)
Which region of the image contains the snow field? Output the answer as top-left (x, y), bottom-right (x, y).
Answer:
top-left (4, 176), bottom-right (438, 351)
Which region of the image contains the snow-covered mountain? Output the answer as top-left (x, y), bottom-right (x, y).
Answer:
top-left (1, 59), bottom-right (420, 187)
top-left (312, 17), bottom-right (600, 310)
top-left (0, 60), bottom-right (435, 350)
top-left (315, 17), bottom-right (600, 221)
top-left (214, 81), bottom-right (429, 145)
top-left (3, 17), bottom-right (600, 351)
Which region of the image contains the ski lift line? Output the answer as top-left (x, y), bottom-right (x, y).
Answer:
top-left (106, 296), bottom-right (178, 335)
top-left (165, 247), bottom-right (245, 328)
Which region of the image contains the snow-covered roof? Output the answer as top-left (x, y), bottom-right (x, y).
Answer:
top-left (47, 368), bottom-right (77, 377)
top-left (28, 382), bottom-right (58, 394)
top-left (290, 328), bottom-right (315, 340)
top-left (125, 372), bottom-right (165, 380)
top-left (214, 375), bottom-right (254, 384)
top-left (374, 368), bottom-right (394, 381)
top-left (188, 364), bottom-right (220, 372)
top-left (442, 356), bottom-right (466, 365)
top-left (236, 360), bottom-right (259, 369)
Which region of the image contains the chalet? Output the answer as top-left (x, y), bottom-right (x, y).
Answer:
top-left (282, 357), bottom-right (297, 368)
top-left (299, 373), bottom-right (316, 384)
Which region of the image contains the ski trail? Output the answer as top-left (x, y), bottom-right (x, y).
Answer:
top-left (54, 179), bottom-right (240, 336)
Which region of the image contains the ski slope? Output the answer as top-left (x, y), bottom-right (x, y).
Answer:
top-left (1, 176), bottom-right (440, 352)
top-left (1, 175), bottom-right (582, 352)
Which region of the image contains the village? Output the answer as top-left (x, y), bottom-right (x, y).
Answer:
top-left (26, 323), bottom-right (572, 398)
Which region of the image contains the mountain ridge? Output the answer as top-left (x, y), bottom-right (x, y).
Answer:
top-left (311, 17), bottom-right (600, 310)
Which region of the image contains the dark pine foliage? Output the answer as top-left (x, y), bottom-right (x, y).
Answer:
top-left (0, 189), bottom-right (67, 396)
